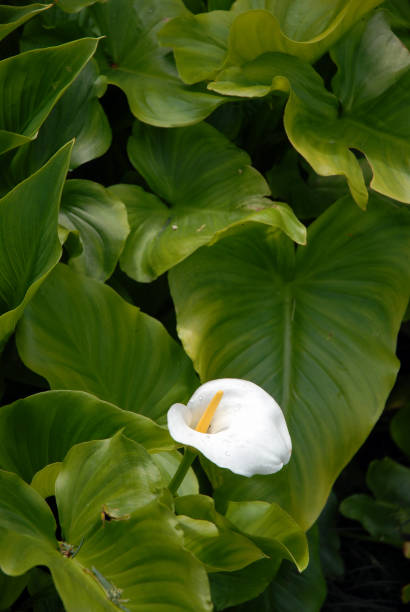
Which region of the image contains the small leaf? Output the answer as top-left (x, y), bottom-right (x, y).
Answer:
top-left (59, 179), bottom-right (129, 281)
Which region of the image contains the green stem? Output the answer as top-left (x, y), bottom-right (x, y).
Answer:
top-left (168, 448), bottom-right (196, 495)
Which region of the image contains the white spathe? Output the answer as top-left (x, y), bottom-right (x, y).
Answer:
top-left (167, 378), bottom-right (292, 477)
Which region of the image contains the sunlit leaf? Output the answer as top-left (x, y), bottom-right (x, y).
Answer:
top-left (110, 120), bottom-right (304, 281)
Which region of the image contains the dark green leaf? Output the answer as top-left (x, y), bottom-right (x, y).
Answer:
top-left (17, 264), bottom-right (197, 420)
top-left (170, 194), bottom-right (410, 528)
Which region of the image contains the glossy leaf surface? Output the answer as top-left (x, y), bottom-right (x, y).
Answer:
top-left (17, 264), bottom-right (197, 421)
top-left (0, 436), bottom-right (212, 612)
top-left (209, 13), bottom-right (410, 207)
top-left (92, 0), bottom-right (224, 126)
top-left (170, 195), bottom-right (410, 528)
top-left (0, 143), bottom-right (72, 350)
top-left (59, 179), bottom-right (129, 281)
top-left (0, 3), bottom-right (50, 42)
top-left (0, 390), bottom-right (174, 483)
top-left (112, 121), bottom-right (304, 281)
top-left (0, 38), bottom-right (98, 155)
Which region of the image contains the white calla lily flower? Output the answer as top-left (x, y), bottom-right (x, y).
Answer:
top-left (167, 378), bottom-right (292, 477)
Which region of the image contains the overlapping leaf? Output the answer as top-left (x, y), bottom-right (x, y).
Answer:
top-left (0, 143), bottom-right (72, 351)
top-left (159, 0), bottom-right (382, 83)
top-left (209, 13), bottom-right (410, 207)
top-left (0, 3), bottom-right (50, 42)
top-left (110, 121), bottom-right (305, 282)
top-left (0, 390), bottom-right (174, 483)
top-left (170, 194), bottom-right (410, 529)
top-left (59, 180), bottom-right (129, 281)
top-left (17, 264), bottom-right (197, 421)
top-left (0, 38), bottom-right (98, 155)
top-left (91, 0), bottom-right (224, 126)
top-left (0, 435), bottom-right (212, 612)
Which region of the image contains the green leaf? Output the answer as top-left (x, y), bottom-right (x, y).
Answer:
top-left (226, 1), bottom-right (383, 65)
top-left (151, 451), bottom-right (199, 496)
top-left (225, 501), bottom-right (308, 571)
top-left (391, 406), bottom-right (410, 458)
top-left (0, 142), bottom-right (72, 351)
top-left (91, 0), bottom-right (224, 126)
top-left (56, 434), bottom-right (164, 541)
top-left (236, 526), bottom-right (326, 612)
top-left (174, 495), bottom-right (266, 572)
top-left (340, 457), bottom-right (410, 548)
top-left (210, 559), bottom-right (277, 610)
top-left (0, 390), bottom-right (174, 483)
top-left (0, 3), bottom-right (50, 42)
top-left (17, 264), bottom-right (197, 421)
top-left (209, 13), bottom-right (410, 207)
top-left (159, 0), bottom-right (382, 85)
top-left (169, 194), bottom-right (410, 529)
top-left (109, 121), bottom-right (305, 281)
top-left (0, 38), bottom-right (98, 155)
top-left (58, 0), bottom-right (103, 13)
top-left (0, 437), bottom-right (212, 611)
top-left (59, 180), bottom-right (129, 281)
top-left (31, 463), bottom-right (62, 499)
top-left (0, 569), bottom-right (27, 610)
top-left (7, 62), bottom-right (111, 186)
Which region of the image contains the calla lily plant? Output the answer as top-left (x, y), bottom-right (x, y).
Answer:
top-left (167, 379), bottom-right (292, 488)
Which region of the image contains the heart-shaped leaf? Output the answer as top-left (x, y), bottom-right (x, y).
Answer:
top-left (0, 142), bottom-right (72, 351)
top-left (17, 264), bottom-right (197, 421)
top-left (170, 194), bottom-right (410, 528)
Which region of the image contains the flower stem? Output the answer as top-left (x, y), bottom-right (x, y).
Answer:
top-left (168, 448), bottom-right (196, 495)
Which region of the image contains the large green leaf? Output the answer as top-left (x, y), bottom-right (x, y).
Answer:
top-left (0, 38), bottom-right (98, 155)
top-left (7, 61), bottom-right (111, 186)
top-left (17, 264), bottom-right (197, 421)
top-left (0, 436), bottom-right (212, 611)
top-left (59, 179), bottom-right (129, 281)
top-left (209, 13), bottom-right (410, 207)
top-left (0, 142), bottom-right (72, 351)
top-left (0, 390), bottom-right (174, 483)
top-left (169, 194), bottom-right (410, 529)
top-left (91, 0), bottom-right (224, 126)
top-left (110, 121), bottom-right (305, 281)
top-left (0, 3), bottom-right (50, 42)
top-left (159, 0), bottom-right (382, 84)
